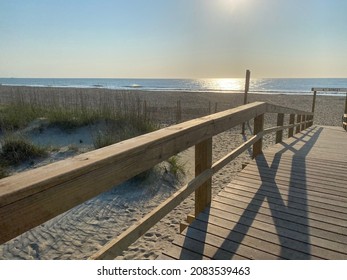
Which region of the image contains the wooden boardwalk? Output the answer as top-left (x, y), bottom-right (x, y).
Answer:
top-left (160, 125), bottom-right (347, 260)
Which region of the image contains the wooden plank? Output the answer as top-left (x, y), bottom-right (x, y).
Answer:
top-left (222, 184), bottom-right (347, 219)
top-left (0, 101), bottom-right (268, 208)
top-left (239, 168), bottom-right (347, 196)
top-left (296, 115), bottom-right (302, 133)
top-left (194, 212), bottom-right (333, 259)
top-left (220, 186), bottom-right (347, 222)
top-left (241, 69), bottom-right (251, 135)
top-left (162, 126), bottom-right (347, 260)
top-left (312, 91), bottom-right (317, 113)
top-left (209, 200), bottom-right (347, 246)
top-left (276, 114), bottom-right (284, 143)
top-left (288, 114), bottom-right (295, 138)
top-left (156, 254), bottom-right (176, 260)
top-left (197, 209), bottom-right (346, 259)
top-left (187, 217), bottom-right (331, 259)
top-left (159, 243), bottom-right (211, 260)
top-left (237, 173), bottom-right (347, 201)
top-left (311, 87), bottom-right (347, 92)
top-left (1, 101), bottom-right (271, 244)
top-left (195, 139), bottom-right (212, 217)
top-left (214, 193), bottom-right (347, 235)
top-left (224, 179), bottom-right (347, 210)
top-left (247, 156), bottom-right (347, 179)
top-left (181, 225), bottom-right (281, 260)
top-left (210, 198), bottom-right (347, 251)
top-left (241, 166), bottom-right (347, 194)
top-left (253, 114), bottom-right (264, 158)
top-left (251, 154), bottom-right (347, 172)
top-left (172, 234), bottom-right (247, 260)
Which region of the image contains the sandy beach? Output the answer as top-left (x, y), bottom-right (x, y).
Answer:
top-left (0, 86), bottom-right (345, 260)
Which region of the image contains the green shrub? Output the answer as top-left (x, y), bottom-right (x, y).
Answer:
top-left (0, 135), bottom-right (48, 165)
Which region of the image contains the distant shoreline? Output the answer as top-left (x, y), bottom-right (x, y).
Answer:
top-left (1, 77), bottom-right (346, 96)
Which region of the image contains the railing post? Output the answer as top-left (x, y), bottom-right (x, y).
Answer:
top-left (296, 114), bottom-right (302, 134)
top-left (241, 69), bottom-right (251, 134)
top-left (301, 115), bottom-right (306, 131)
top-left (252, 114), bottom-right (264, 158)
top-left (312, 91), bottom-right (317, 113)
top-left (195, 138), bottom-right (212, 217)
top-left (276, 113), bottom-right (284, 143)
top-left (288, 114), bottom-right (295, 138)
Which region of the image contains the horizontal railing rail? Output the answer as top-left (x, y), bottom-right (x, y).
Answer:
top-left (0, 101), bottom-right (314, 259)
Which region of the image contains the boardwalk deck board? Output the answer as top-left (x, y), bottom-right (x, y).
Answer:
top-left (161, 126), bottom-right (347, 259)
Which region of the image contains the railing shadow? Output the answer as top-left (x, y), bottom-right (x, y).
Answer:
top-left (180, 126), bottom-right (323, 259)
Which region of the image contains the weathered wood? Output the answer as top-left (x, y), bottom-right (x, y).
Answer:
top-left (296, 114), bottom-right (302, 133)
top-left (242, 69), bottom-right (251, 134)
top-left (195, 138), bottom-right (212, 217)
top-left (252, 114), bottom-right (264, 158)
top-left (312, 90), bottom-right (317, 113)
top-left (163, 126), bottom-right (347, 260)
top-left (276, 113), bottom-right (284, 143)
top-left (301, 115), bottom-right (306, 131)
top-left (201, 206), bottom-right (346, 259)
top-left (0, 102), bottom-right (270, 244)
top-left (288, 114), bottom-right (295, 137)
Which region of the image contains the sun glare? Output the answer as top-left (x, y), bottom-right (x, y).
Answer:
top-left (215, 0), bottom-right (251, 14)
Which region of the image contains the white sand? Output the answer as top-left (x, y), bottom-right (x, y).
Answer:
top-left (0, 86), bottom-right (345, 259)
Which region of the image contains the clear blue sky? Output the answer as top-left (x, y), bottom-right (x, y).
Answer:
top-left (1, 0), bottom-right (346, 78)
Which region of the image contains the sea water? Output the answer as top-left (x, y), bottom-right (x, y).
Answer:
top-left (0, 77), bottom-right (346, 96)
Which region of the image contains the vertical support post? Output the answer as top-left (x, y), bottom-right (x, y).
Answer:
top-left (296, 115), bottom-right (302, 134)
top-left (195, 138), bottom-right (212, 217)
top-left (288, 114), bottom-right (295, 138)
top-left (241, 70), bottom-right (251, 134)
top-left (208, 101), bottom-right (211, 115)
top-left (312, 91), bottom-right (317, 113)
top-left (276, 113), bottom-right (284, 143)
top-left (311, 90), bottom-right (317, 126)
top-left (301, 115), bottom-right (306, 131)
top-left (214, 102), bottom-right (218, 113)
top-left (252, 114), bottom-right (264, 158)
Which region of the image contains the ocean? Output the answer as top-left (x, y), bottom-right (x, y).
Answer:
top-left (0, 78), bottom-right (346, 96)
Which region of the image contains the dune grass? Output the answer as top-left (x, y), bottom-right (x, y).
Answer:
top-left (0, 89), bottom-right (161, 178)
top-left (0, 134), bottom-right (48, 165)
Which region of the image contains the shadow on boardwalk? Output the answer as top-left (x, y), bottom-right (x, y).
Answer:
top-left (181, 126), bottom-right (323, 259)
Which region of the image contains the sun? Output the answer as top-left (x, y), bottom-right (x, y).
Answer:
top-left (215, 0), bottom-right (251, 14)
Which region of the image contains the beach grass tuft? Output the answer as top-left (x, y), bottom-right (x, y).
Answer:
top-left (166, 156), bottom-right (186, 178)
top-left (0, 134), bottom-right (48, 165)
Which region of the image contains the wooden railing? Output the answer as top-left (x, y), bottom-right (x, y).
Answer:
top-left (0, 102), bottom-right (314, 259)
top-left (343, 114), bottom-right (347, 131)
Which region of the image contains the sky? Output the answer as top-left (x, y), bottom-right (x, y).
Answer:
top-left (0, 0), bottom-right (347, 78)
